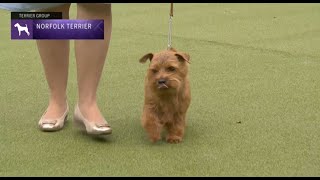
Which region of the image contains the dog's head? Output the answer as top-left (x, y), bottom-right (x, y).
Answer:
top-left (14, 23), bottom-right (19, 27)
top-left (139, 48), bottom-right (190, 93)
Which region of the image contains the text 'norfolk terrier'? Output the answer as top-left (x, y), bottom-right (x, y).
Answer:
top-left (139, 48), bottom-right (191, 144)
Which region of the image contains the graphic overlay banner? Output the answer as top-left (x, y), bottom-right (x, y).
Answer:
top-left (11, 12), bottom-right (104, 40)
top-left (11, 12), bottom-right (63, 19)
top-left (33, 20), bottom-right (104, 39)
top-left (11, 20), bottom-right (33, 39)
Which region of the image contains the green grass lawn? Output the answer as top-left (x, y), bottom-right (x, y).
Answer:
top-left (1, 3), bottom-right (320, 177)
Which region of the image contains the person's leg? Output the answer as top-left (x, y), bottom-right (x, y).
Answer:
top-left (75, 3), bottom-right (112, 125)
top-left (36, 3), bottom-right (71, 120)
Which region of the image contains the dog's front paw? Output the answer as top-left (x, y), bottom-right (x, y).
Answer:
top-left (166, 136), bottom-right (182, 144)
top-left (150, 137), bottom-right (161, 143)
top-left (148, 134), bottom-right (161, 143)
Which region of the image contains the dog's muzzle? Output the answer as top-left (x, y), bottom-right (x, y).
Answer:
top-left (157, 79), bottom-right (168, 89)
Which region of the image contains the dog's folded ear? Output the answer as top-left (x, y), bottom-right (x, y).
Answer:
top-left (139, 53), bottom-right (154, 63)
top-left (175, 52), bottom-right (191, 64)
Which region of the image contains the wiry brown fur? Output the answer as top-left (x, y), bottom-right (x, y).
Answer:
top-left (139, 48), bottom-right (191, 143)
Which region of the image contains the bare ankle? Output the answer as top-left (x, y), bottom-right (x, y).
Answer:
top-left (49, 96), bottom-right (68, 108)
top-left (78, 98), bottom-right (98, 108)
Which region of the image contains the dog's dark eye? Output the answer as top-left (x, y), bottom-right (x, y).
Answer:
top-left (151, 69), bottom-right (158, 74)
top-left (167, 66), bottom-right (176, 72)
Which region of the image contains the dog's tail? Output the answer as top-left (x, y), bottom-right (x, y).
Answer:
top-left (25, 24), bottom-right (28, 27)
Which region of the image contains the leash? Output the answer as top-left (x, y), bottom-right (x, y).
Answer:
top-left (167, 3), bottom-right (173, 50)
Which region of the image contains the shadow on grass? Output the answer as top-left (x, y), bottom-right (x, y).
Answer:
top-left (73, 130), bottom-right (114, 143)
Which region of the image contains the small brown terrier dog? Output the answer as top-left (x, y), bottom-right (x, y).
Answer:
top-left (139, 48), bottom-right (191, 143)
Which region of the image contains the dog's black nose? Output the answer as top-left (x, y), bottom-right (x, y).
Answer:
top-left (158, 79), bottom-right (166, 84)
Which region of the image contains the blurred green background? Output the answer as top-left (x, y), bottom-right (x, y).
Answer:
top-left (0, 3), bottom-right (320, 177)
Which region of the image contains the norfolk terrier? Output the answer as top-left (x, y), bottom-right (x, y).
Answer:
top-left (139, 48), bottom-right (191, 143)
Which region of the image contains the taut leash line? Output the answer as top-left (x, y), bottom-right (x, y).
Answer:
top-left (167, 3), bottom-right (173, 50)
